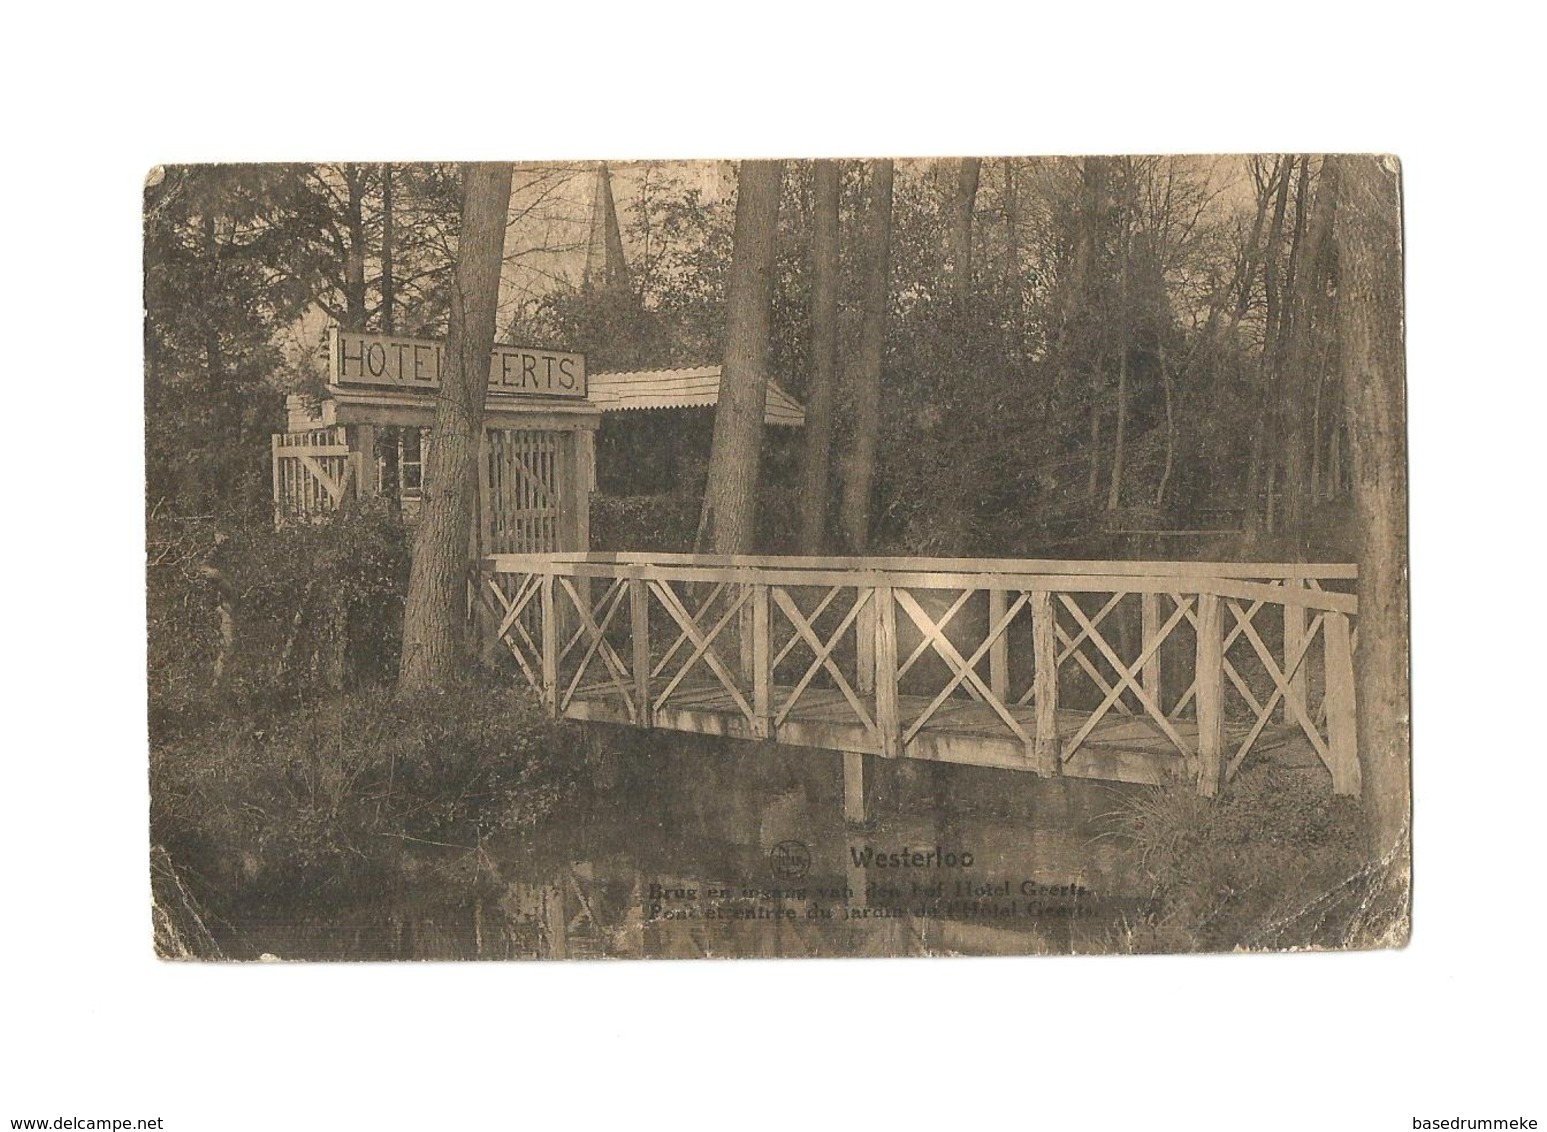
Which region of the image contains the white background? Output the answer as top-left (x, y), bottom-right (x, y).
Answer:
top-left (2, 3), bottom-right (1542, 1129)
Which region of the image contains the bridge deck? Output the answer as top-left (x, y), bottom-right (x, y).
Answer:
top-left (559, 682), bottom-right (1302, 787)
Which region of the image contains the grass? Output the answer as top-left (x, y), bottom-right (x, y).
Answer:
top-left (1098, 759), bottom-right (1406, 952)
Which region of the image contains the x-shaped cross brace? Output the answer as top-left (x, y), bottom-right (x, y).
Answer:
top-left (1058, 593), bottom-right (1193, 761)
top-left (771, 586), bottom-right (876, 733)
top-left (894, 588), bottom-right (1031, 745)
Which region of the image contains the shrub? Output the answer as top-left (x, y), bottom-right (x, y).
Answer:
top-left (1104, 761), bottom-right (1382, 951)
top-left (147, 501), bottom-right (411, 738)
top-left (591, 488), bottom-right (800, 554)
top-left (150, 679), bottom-right (585, 945)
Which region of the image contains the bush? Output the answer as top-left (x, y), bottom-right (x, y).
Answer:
top-left (590, 494), bottom-right (699, 552)
top-left (591, 488), bottom-right (801, 554)
top-left (147, 501), bottom-right (410, 737)
top-left (1104, 761), bottom-right (1391, 951)
top-left (151, 680), bottom-right (584, 942)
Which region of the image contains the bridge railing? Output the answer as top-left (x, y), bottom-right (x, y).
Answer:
top-left (480, 552), bottom-right (1360, 797)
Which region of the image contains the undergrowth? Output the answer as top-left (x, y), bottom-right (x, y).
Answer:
top-left (1101, 762), bottom-right (1408, 952)
top-left (148, 509), bottom-right (592, 959)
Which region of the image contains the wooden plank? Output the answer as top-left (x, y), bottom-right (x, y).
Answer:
top-left (483, 560), bottom-right (1359, 614)
top-left (873, 583), bottom-right (900, 758)
top-left (1030, 590), bottom-right (1060, 777)
top-left (1323, 611), bottom-right (1361, 796)
top-left (630, 573), bottom-right (651, 729)
top-left (1041, 591), bottom-right (1129, 712)
top-left (519, 550), bottom-right (1358, 580)
top-left (1194, 593), bottom-right (1225, 797)
top-left (989, 587), bottom-right (1009, 701)
top-left (649, 582), bottom-right (726, 680)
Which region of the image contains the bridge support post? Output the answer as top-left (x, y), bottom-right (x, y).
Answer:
top-left (843, 751), bottom-right (866, 826)
top-left (1030, 590), bottom-right (1060, 777)
top-left (1195, 592), bottom-right (1225, 796)
top-left (1323, 611), bottom-right (1361, 796)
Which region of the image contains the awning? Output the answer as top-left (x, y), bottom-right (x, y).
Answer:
top-left (587, 366), bottom-right (805, 426)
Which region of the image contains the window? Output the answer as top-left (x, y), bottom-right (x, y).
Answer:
top-left (400, 427), bottom-right (425, 498)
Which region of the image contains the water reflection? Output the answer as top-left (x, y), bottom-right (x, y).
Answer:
top-left (490, 735), bottom-right (1152, 960)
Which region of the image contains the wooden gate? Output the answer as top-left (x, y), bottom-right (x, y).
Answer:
top-left (272, 426), bottom-right (355, 518)
top-left (482, 429), bottom-right (566, 553)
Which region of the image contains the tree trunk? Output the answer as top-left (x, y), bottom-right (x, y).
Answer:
top-left (1106, 205), bottom-right (1132, 512)
top-left (1002, 158), bottom-right (1020, 293)
top-left (381, 163), bottom-right (396, 334)
top-left (797, 159), bottom-right (841, 554)
top-left (1281, 158), bottom-right (1339, 548)
top-left (343, 163), bottom-right (369, 330)
top-left (1243, 157), bottom-right (1294, 535)
top-left (698, 160), bottom-right (784, 554)
top-left (1155, 341), bottom-right (1176, 506)
top-left (397, 163), bottom-right (513, 692)
top-left (838, 160), bottom-right (894, 553)
top-left (1074, 158), bottom-right (1106, 501)
top-left (947, 158), bottom-right (981, 308)
top-left (1331, 154), bottom-right (1410, 861)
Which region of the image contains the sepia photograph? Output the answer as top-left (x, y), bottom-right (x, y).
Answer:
top-left (144, 154), bottom-right (1410, 961)
top-left (11, 4), bottom-right (1547, 1125)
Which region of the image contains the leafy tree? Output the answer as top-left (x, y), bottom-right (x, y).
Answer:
top-left (144, 165), bottom-right (328, 519)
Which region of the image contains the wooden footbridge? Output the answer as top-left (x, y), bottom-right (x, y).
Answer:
top-left (480, 552), bottom-right (1359, 818)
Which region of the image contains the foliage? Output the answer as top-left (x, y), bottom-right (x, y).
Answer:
top-left (144, 165), bottom-right (328, 520)
top-left (590, 493), bottom-right (698, 552)
top-left (591, 488), bottom-right (799, 554)
top-left (1101, 761), bottom-right (1396, 951)
top-left (150, 679), bottom-right (581, 943)
top-left (147, 501), bottom-right (411, 737)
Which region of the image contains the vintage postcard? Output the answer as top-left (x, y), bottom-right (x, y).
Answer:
top-left (145, 156), bottom-right (1410, 960)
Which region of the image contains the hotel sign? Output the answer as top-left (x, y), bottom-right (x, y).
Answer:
top-left (329, 328), bottom-right (587, 399)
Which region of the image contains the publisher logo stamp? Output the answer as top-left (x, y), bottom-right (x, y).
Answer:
top-left (770, 840), bottom-right (811, 880)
